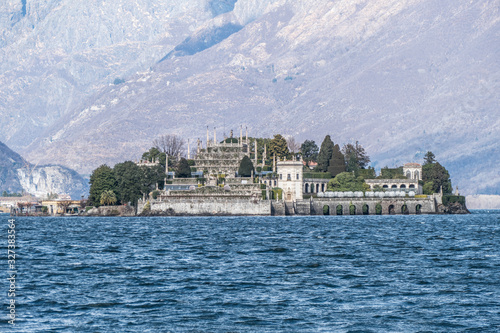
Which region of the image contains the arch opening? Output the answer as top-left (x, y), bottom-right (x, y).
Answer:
top-left (375, 204), bottom-right (382, 215)
top-left (323, 205), bottom-right (330, 215)
top-left (349, 205), bottom-right (356, 215)
top-left (416, 204), bottom-right (422, 215)
top-left (401, 204), bottom-right (409, 215)
top-left (388, 204), bottom-right (395, 215)
top-left (362, 204), bottom-right (369, 215)
top-left (336, 205), bottom-right (343, 215)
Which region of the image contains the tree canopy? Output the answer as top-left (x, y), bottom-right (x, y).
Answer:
top-left (238, 155), bottom-right (254, 177)
top-left (422, 161), bottom-right (452, 194)
top-left (113, 161), bottom-right (143, 206)
top-left (424, 151), bottom-right (436, 165)
top-left (176, 158), bottom-right (192, 178)
top-left (317, 135), bottom-right (334, 172)
top-left (153, 134), bottom-right (186, 158)
top-left (300, 140), bottom-right (319, 166)
top-left (327, 144), bottom-right (345, 177)
top-left (100, 190), bottom-right (117, 206)
top-left (141, 147), bottom-right (162, 163)
top-left (268, 134), bottom-right (290, 159)
top-left (88, 164), bottom-right (117, 206)
top-left (327, 172), bottom-right (368, 192)
top-left (342, 141), bottom-right (370, 172)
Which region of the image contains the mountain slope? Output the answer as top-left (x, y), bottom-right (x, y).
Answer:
top-left (0, 141), bottom-right (89, 198)
top-left (3, 0), bottom-right (499, 195)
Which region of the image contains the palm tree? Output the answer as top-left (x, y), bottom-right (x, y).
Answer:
top-left (100, 190), bottom-right (117, 206)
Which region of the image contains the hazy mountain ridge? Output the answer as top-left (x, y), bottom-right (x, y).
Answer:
top-left (2, 0), bottom-right (499, 196)
top-left (0, 141), bottom-right (88, 198)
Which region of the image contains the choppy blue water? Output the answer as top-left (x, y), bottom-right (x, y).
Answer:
top-left (1, 211), bottom-right (500, 332)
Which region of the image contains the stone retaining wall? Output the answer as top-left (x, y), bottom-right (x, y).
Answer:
top-left (138, 197), bottom-right (270, 216)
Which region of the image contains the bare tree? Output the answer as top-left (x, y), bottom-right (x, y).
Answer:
top-left (152, 135), bottom-right (186, 157)
top-left (57, 200), bottom-right (73, 215)
top-left (286, 136), bottom-right (300, 153)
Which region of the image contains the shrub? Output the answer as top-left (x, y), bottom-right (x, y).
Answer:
top-left (152, 190), bottom-right (160, 199)
top-left (303, 172), bottom-right (332, 179)
top-left (442, 195), bottom-right (465, 206)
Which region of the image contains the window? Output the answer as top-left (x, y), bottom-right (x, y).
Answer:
top-left (287, 174), bottom-right (291, 181)
top-left (274, 180), bottom-right (277, 186)
top-left (279, 174), bottom-right (282, 180)
top-left (296, 174), bottom-right (299, 180)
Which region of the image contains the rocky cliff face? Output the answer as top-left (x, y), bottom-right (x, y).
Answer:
top-left (17, 165), bottom-right (89, 199)
top-left (1, 0), bottom-right (499, 195)
top-left (0, 141), bottom-right (25, 193)
top-left (0, 141), bottom-right (88, 198)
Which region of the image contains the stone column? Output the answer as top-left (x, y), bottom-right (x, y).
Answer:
top-left (254, 140), bottom-right (258, 166)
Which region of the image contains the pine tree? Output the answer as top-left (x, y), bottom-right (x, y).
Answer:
top-left (424, 151), bottom-right (436, 165)
top-left (317, 135), bottom-right (334, 172)
top-left (238, 156), bottom-right (254, 177)
top-left (268, 134), bottom-right (289, 159)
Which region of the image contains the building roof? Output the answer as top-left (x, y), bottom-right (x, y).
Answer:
top-left (404, 163), bottom-right (421, 167)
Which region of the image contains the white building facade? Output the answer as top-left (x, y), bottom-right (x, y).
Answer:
top-left (277, 159), bottom-right (303, 201)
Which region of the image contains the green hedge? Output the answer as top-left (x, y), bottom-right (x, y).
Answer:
top-left (271, 188), bottom-right (283, 200)
top-left (303, 172), bottom-right (332, 179)
top-left (442, 195), bottom-right (465, 206)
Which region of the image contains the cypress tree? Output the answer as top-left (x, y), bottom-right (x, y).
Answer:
top-left (238, 155), bottom-right (254, 177)
top-left (317, 135), bottom-right (334, 172)
top-left (176, 158), bottom-right (192, 178)
top-left (327, 144), bottom-right (345, 177)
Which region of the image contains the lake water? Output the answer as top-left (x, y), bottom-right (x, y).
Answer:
top-left (1, 211), bottom-right (500, 332)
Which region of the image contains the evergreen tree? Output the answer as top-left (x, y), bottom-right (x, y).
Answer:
top-left (268, 134), bottom-right (290, 159)
top-left (137, 164), bottom-right (166, 195)
top-left (88, 165), bottom-right (117, 206)
top-left (422, 161), bottom-right (452, 194)
top-left (327, 144), bottom-right (346, 177)
top-left (238, 155), bottom-right (254, 177)
top-left (300, 140), bottom-right (319, 166)
top-left (114, 161), bottom-right (143, 206)
top-left (424, 151), bottom-right (436, 165)
top-left (342, 141), bottom-right (370, 172)
top-left (141, 147), bottom-right (162, 162)
top-left (317, 135), bottom-right (334, 172)
top-left (176, 158), bottom-right (192, 178)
